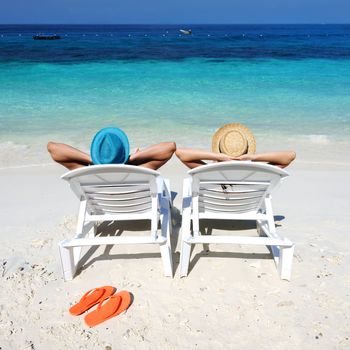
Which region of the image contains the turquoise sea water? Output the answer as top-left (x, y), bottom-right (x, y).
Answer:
top-left (0, 25), bottom-right (350, 166)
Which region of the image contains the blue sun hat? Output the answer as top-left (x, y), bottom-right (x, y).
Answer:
top-left (90, 127), bottom-right (130, 165)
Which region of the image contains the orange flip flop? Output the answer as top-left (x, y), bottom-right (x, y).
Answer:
top-left (84, 290), bottom-right (132, 328)
top-left (69, 286), bottom-right (116, 316)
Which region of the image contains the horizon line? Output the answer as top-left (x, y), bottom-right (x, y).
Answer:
top-left (1, 22), bottom-right (350, 26)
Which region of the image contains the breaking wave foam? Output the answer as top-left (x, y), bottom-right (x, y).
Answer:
top-left (0, 141), bottom-right (49, 168)
top-left (306, 135), bottom-right (331, 145)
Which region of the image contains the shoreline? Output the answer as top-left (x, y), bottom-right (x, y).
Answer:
top-left (1, 135), bottom-right (350, 169)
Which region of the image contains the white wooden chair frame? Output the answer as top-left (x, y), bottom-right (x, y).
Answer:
top-left (179, 161), bottom-right (294, 280)
top-left (58, 165), bottom-right (173, 281)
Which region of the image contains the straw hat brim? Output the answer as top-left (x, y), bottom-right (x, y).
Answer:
top-left (211, 123), bottom-right (256, 156)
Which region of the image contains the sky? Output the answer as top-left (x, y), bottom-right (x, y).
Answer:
top-left (0, 0), bottom-right (349, 24)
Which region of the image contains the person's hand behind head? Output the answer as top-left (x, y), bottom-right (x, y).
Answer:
top-left (232, 154), bottom-right (255, 161)
top-left (216, 153), bottom-right (235, 162)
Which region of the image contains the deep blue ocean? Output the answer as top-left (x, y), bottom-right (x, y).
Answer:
top-left (1, 24), bottom-right (350, 62)
top-left (0, 24), bottom-right (349, 166)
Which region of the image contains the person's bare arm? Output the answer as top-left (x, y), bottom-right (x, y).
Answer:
top-left (48, 141), bottom-right (177, 171)
top-left (47, 142), bottom-right (92, 170)
top-left (176, 148), bottom-right (296, 169)
top-left (234, 151), bottom-right (296, 168)
top-left (127, 142), bottom-right (176, 170)
top-left (175, 148), bottom-right (234, 169)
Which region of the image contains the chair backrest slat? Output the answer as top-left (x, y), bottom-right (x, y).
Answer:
top-left (89, 202), bottom-right (152, 213)
top-left (199, 203), bottom-right (259, 213)
top-left (199, 196), bottom-right (261, 207)
top-left (86, 192), bottom-right (151, 201)
top-left (200, 189), bottom-right (265, 200)
top-left (83, 184), bottom-right (149, 190)
top-left (90, 197), bottom-right (151, 207)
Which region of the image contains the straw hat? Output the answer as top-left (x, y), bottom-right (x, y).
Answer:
top-left (212, 123), bottom-right (256, 157)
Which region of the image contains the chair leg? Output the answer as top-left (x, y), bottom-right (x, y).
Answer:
top-left (167, 208), bottom-right (173, 251)
top-left (89, 223), bottom-right (98, 237)
top-left (256, 220), bottom-right (263, 236)
top-left (202, 226), bottom-right (211, 252)
top-left (203, 243), bottom-right (210, 252)
top-left (180, 239), bottom-right (192, 277)
top-left (160, 243), bottom-right (173, 277)
top-left (58, 240), bottom-right (77, 281)
top-left (159, 198), bottom-right (173, 277)
top-left (163, 178), bottom-right (172, 207)
top-left (278, 245), bottom-right (295, 281)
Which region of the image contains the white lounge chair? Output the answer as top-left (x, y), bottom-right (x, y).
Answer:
top-left (58, 165), bottom-right (173, 281)
top-left (179, 161), bottom-right (294, 280)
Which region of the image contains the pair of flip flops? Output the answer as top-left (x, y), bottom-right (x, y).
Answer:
top-left (69, 286), bottom-right (132, 327)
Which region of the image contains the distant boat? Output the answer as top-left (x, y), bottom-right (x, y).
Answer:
top-left (179, 29), bottom-right (192, 35)
top-left (33, 34), bottom-right (61, 40)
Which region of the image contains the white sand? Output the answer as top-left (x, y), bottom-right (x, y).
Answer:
top-left (1, 157), bottom-right (350, 350)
